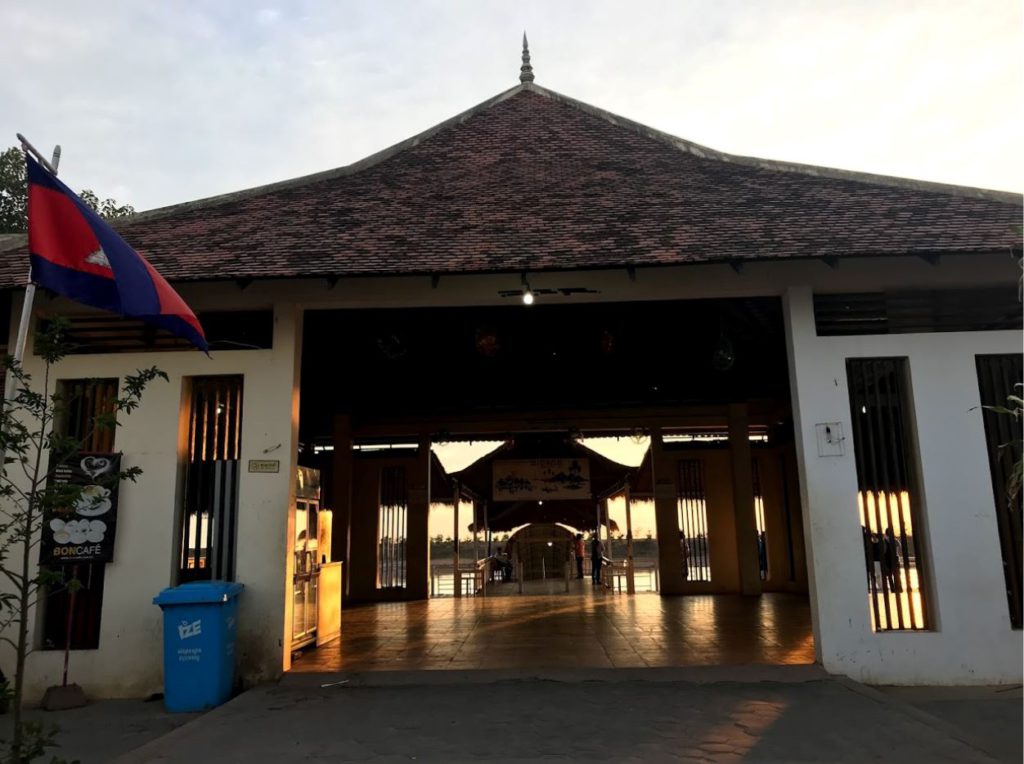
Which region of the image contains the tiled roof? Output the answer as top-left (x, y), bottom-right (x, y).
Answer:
top-left (3, 83), bottom-right (1020, 286)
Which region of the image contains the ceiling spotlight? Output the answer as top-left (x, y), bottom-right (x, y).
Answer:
top-left (521, 273), bottom-right (534, 305)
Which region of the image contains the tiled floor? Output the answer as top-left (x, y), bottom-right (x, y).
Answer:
top-left (290, 582), bottom-right (815, 672)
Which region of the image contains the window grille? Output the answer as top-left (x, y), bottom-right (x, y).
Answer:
top-left (677, 459), bottom-right (711, 582)
top-left (976, 354), bottom-right (1023, 628)
top-left (378, 466), bottom-right (408, 589)
top-left (42, 378), bottom-right (118, 650)
top-left (178, 376), bottom-right (243, 582)
top-left (60, 379), bottom-right (118, 452)
top-left (847, 358), bottom-right (929, 631)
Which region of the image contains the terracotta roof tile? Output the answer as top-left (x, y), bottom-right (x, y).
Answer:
top-left (2, 85), bottom-right (1020, 286)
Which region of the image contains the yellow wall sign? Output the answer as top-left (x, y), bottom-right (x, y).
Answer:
top-left (248, 459), bottom-right (280, 474)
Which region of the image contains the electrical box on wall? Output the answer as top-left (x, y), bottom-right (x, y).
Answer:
top-left (815, 423), bottom-right (845, 457)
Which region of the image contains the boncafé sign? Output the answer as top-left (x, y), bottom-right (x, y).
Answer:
top-left (40, 453), bottom-right (122, 564)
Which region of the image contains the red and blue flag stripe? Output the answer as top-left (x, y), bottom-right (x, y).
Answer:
top-left (26, 155), bottom-right (207, 351)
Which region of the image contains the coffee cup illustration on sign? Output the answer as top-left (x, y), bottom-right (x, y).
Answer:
top-left (74, 484), bottom-right (112, 517)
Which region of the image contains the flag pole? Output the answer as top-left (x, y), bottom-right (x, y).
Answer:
top-left (11, 136), bottom-right (89, 711)
top-left (5, 135), bottom-right (60, 405)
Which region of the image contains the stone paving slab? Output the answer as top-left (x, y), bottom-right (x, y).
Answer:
top-left (110, 677), bottom-right (1007, 763)
top-left (874, 684), bottom-right (1023, 764)
top-left (0, 698), bottom-right (199, 764)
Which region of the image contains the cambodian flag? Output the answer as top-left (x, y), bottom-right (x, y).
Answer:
top-left (26, 154), bottom-right (208, 351)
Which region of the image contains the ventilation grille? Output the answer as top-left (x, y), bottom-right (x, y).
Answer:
top-left (814, 288), bottom-right (1021, 336)
top-left (37, 310), bottom-right (274, 354)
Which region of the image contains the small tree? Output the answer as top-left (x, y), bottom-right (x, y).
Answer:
top-left (0, 147), bottom-right (135, 234)
top-left (0, 319), bottom-right (165, 762)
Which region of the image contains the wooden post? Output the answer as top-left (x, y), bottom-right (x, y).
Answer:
top-left (471, 503), bottom-right (480, 596)
top-left (453, 481), bottom-right (461, 598)
top-left (603, 498), bottom-right (613, 590)
top-left (729, 403), bottom-right (763, 596)
top-left (479, 502), bottom-right (488, 596)
top-left (61, 564), bottom-right (79, 686)
top-left (484, 502), bottom-right (490, 556)
top-left (651, 427), bottom-right (685, 595)
top-left (625, 487), bottom-right (636, 595)
top-left (472, 501), bottom-right (479, 562)
top-left (403, 435), bottom-right (432, 600)
top-left (604, 498), bottom-right (613, 562)
top-left (332, 415), bottom-right (354, 597)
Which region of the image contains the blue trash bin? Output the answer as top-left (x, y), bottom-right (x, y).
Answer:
top-left (153, 581), bottom-right (244, 712)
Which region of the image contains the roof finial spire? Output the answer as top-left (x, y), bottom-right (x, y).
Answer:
top-left (520, 31), bottom-right (535, 83)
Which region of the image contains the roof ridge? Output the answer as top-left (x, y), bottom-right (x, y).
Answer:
top-left (526, 83), bottom-right (1022, 203)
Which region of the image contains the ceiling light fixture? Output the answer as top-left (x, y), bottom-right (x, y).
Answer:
top-left (521, 273), bottom-right (534, 305)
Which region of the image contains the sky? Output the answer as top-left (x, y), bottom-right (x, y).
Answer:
top-left (2, 1), bottom-right (1021, 212)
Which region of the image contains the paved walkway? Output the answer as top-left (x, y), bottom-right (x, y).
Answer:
top-left (0, 699), bottom-right (197, 764)
top-left (108, 671), bottom-right (1019, 763)
top-left (292, 591), bottom-right (815, 672)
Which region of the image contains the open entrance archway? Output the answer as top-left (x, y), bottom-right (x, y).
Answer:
top-left (288, 296), bottom-right (815, 672)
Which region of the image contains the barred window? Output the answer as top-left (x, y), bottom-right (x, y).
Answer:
top-left (677, 460), bottom-right (711, 583)
top-left (847, 358), bottom-right (930, 631)
top-left (177, 376), bottom-right (243, 582)
top-left (378, 466), bottom-right (408, 590)
top-left (976, 354), bottom-right (1023, 628)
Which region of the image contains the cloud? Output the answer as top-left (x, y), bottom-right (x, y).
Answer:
top-left (256, 8), bottom-right (281, 26)
top-left (1, 0), bottom-right (1019, 211)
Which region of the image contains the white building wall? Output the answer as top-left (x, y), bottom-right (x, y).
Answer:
top-left (785, 285), bottom-right (1022, 685)
top-left (2, 255), bottom-right (1019, 696)
top-left (1, 293), bottom-right (301, 701)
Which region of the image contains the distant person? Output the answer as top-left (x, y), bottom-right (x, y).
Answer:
top-left (882, 527), bottom-right (902, 593)
top-left (679, 531), bottom-right (690, 581)
top-left (869, 533), bottom-right (883, 590)
top-left (862, 526), bottom-right (873, 588)
top-left (757, 531), bottom-right (767, 580)
top-left (493, 546), bottom-right (512, 582)
top-left (574, 533), bottom-right (585, 579)
top-left (590, 533), bottom-right (604, 585)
